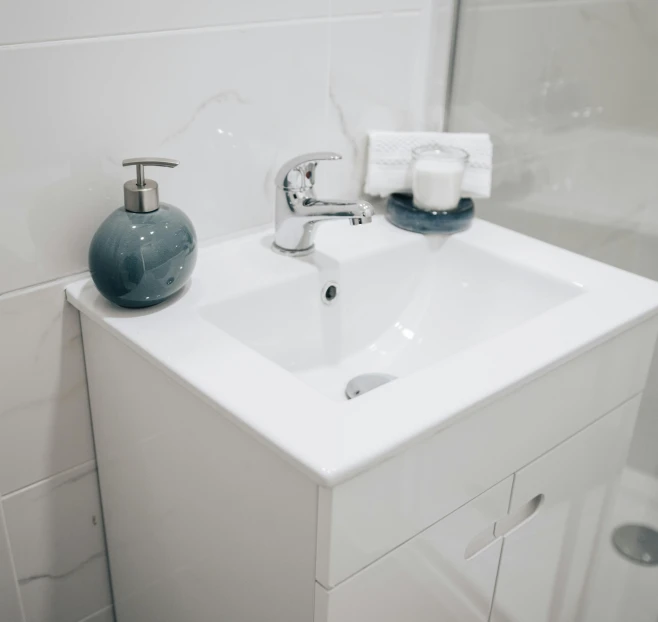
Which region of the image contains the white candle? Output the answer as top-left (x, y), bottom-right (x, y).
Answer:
top-left (411, 146), bottom-right (468, 211)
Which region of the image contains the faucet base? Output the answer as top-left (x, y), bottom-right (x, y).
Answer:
top-left (271, 242), bottom-right (315, 257)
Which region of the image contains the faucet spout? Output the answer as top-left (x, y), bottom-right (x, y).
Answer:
top-left (302, 198), bottom-right (374, 221)
top-left (273, 196), bottom-right (374, 256)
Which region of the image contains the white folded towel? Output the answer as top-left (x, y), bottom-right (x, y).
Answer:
top-left (364, 131), bottom-right (493, 199)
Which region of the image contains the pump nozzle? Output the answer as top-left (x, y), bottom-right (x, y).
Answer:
top-left (122, 157), bottom-right (179, 213)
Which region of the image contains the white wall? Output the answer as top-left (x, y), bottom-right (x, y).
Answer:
top-left (449, 0), bottom-right (658, 476)
top-left (0, 1), bottom-right (452, 621)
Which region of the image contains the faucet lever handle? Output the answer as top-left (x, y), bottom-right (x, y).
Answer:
top-left (275, 152), bottom-right (342, 191)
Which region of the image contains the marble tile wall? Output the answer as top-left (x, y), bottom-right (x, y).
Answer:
top-left (450, 0), bottom-right (658, 476)
top-left (0, 1), bottom-right (452, 620)
top-left (0, 279), bottom-right (111, 622)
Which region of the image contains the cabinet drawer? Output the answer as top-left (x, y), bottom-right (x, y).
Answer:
top-left (315, 478), bottom-right (512, 622)
top-left (316, 321), bottom-right (657, 587)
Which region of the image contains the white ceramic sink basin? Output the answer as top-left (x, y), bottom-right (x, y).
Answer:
top-left (67, 216), bottom-right (658, 484)
top-left (200, 223), bottom-right (580, 400)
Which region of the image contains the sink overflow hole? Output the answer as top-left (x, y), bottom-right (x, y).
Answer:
top-left (322, 282), bottom-right (339, 305)
top-left (345, 373), bottom-right (398, 399)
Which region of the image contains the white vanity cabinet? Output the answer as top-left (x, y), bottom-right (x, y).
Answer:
top-left (316, 396), bottom-right (639, 622)
top-left (77, 312), bottom-right (654, 622)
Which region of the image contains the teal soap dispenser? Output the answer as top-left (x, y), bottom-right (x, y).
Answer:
top-left (89, 157), bottom-right (197, 308)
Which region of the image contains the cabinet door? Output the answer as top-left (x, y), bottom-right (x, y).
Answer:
top-left (490, 396), bottom-right (640, 622)
top-left (316, 478), bottom-right (512, 622)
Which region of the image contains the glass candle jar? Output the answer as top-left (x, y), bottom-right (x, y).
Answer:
top-left (411, 145), bottom-right (469, 211)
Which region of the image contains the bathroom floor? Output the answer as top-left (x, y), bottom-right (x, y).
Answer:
top-left (585, 467), bottom-right (658, 622)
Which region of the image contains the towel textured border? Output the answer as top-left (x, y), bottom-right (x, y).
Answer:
top-left (365, 131), bottom-right (493, 199)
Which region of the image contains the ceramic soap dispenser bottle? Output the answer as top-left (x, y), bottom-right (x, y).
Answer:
top-left (89, 157), bottom-right (197, 308)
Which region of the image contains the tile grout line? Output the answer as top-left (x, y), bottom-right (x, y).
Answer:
top-left (0, 11), bottom-right (420, 51)
top-left (416, 0), bottom-right (436, 130)
top-left (0, 15), bottom-right (329, 49)
top-left (0, 215), bottom-right (279, 301)
top-left (442, 0), bottom-right (462, 131)
top-left (1, 459), bottom-right (97, 501)
top-left (0, 270), bottom-right (89, 302)
top-left (326, 0), bottom-right (334, 128)
top-left (0, 500), bottom-right (27, 622)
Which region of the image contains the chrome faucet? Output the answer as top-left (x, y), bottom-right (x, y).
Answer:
top-left (272, 152), bottom-right (374, 256)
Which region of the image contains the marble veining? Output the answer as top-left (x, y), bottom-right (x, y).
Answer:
top-left (329, 84), bottom-right (359, 164)
top-left (160, 89), bottom-right (248, 147)
top-left (0, 8), bottom-right (434, 294)
top-left (3, 462), bottom-right (111, 622)
top-left (18, 551), bottom-right (106, 587)
top-left (321, 13), bottom-right (426, 199)
top-left (0, 503), bottom-right (23, 622)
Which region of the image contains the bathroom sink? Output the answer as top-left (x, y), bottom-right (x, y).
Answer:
top-left (66, 216), bottom-right (658, 483)
top-left (200, 220), bottom-right (580, 400)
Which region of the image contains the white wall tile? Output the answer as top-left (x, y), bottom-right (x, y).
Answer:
top-left (0, 504), bottom-right (24, 622)
top-left (0, 280), bottom-right (94, 495)
top-left (3, 462), bottom-right (111, 622)
top-left (0, 0), bottom-right (329, 45)
top-left (317, 13), bottom-right (426, 199)
top-left (0, 22), bottom-right (330, 294)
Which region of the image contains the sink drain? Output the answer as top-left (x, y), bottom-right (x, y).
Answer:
top-left (345, 373), bottom-right (397, 399)
top-left (612, 524), bottom-right (658, 566)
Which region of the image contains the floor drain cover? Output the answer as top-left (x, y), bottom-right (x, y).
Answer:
top-left (345, 373), bottom-right (397, 400)
top-left (612, 524), bottom-right (658, 566)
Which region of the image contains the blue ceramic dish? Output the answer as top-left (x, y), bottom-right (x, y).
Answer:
top-left (386, 193), bottom-right (474, 234)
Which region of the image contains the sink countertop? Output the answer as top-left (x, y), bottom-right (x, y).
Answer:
top-left (66, 217), bottom-right (658, 486)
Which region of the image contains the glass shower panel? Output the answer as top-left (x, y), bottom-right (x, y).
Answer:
top-left (448, 1), bottom-right (658, 619)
